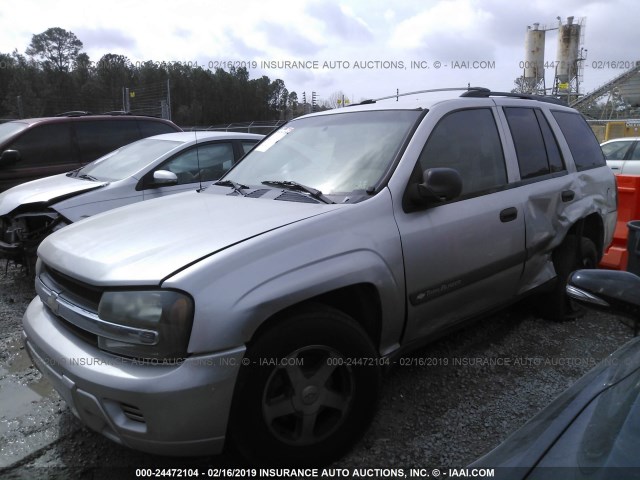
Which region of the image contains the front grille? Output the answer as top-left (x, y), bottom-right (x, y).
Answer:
top-left (40, 263), bottom-right (103, 311)
top-left (55, 313), bottom-right (99, 347)
top-left (37, 262), bottom-right (163, 355)
top-left (38, 262), bottom-right (107, 344)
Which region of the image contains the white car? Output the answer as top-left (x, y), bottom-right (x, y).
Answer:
top-left (601, 137), bottom-right (640, 174)
top-left (0, 131), bottom-right (263, 266)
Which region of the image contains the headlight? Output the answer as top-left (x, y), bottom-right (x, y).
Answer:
top-left (97, 290), bottom-right (194, 361)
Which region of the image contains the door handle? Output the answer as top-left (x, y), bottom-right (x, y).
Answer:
top-left (561, 190), bottom-right (575, 202)
top-left (500, 207), bottom-right (518, 223)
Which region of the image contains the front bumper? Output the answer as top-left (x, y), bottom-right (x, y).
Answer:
top-left (22, 297), bottom-right (245, 456)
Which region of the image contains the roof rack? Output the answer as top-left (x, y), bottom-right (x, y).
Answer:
top-left (460, 90), bottom-right (567, 106)
top-left (355, 87), bottom-right (490, 105)
top-left (353, 87), bottom-right (568, 106)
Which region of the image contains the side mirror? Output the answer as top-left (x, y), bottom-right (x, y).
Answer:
top-left (410, 167), bottom-right (463, 205)
top-left (0, 150), bottom-right (21, 167)
top-left (151, 170), bottom-right (178, 186)
top-left (567, 269), bottom-right (640, 323)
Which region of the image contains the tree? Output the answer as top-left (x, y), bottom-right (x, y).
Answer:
top-left (96, 54), bottom-right (134, 110)
top-left (287, 91), bottom-right (299, 118)
top-left (25, 27), bottom-right (83, 72)
top-left (3, 28), bottom-right (296, 123)
top-left (511, 77), bottom-right (529, 94)
top-left (324, 90), bottom-right (350, 109)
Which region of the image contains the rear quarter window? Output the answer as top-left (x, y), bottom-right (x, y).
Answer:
top-left (138, 120), bottom-right (180, 137)
top-left (551, 111), bottom-right (605, 171)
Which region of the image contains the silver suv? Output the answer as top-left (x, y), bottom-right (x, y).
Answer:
top-left (22, 88), bottom-right (617, 465)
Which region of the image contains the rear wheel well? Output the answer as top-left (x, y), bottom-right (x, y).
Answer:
top-left (567, 213), bottom-right (605, 261)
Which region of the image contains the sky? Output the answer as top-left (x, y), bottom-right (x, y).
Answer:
top-left (1, 0), bottom-right (638, 104)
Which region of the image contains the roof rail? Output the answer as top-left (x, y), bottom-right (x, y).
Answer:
top-left (354, 87), bottom-right (490, 105)
top-left (55, 111), bottom-right (92, 117)
top-left (353, 88), bottom-right (568, 106)
top-left (101, 110), bottom-right (132, 116)
top-left (460, 90), bottom-right (567, 106)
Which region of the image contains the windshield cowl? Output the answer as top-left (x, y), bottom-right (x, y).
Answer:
top-left (262, 180), bottom-right (334, 204)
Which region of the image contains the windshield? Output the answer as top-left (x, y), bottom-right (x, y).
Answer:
top-left (225, 110), bottom-right (421, 196)
top-left (0, 121), bottom-right (29, 144)
top-left (78, 138), bottom-right (183, 181)
top-left (601, 141), bottom-right (632, 160)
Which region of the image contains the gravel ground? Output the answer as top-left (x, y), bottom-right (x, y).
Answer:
top-left (0, 263), bottom-right (635, 479)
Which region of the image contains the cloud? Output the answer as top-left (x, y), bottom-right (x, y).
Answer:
top-left (388, 1), bottom-right (500, 64)
top-left (259, 22), bottom-right (323, 56)
top-left (384, 9), bottom-right (396, 22)
top-left (173, 28), bottom-right (191, 39)
top-left (0, 0), bottom-right (636, 100)
top-left (73, 27), bottom-right (136, 51)
top-left (306, 2), bottom-right (373, 42)
top-left (223, 29), bottom-right (267, 58)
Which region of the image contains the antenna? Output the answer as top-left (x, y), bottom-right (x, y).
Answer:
top-left (194, 130), bottom-right (203, 191)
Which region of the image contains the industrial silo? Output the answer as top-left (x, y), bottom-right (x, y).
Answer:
top-left (556, 16), bottom-right (581, 84)
top-left (524, 23), bottom-right (545, 82)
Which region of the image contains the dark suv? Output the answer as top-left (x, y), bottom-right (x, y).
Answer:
top-left (0, 114), bottom-right (181, 192)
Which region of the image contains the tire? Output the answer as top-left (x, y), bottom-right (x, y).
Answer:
top-left (227, 304), bottom-right (381, 466)
top-left (540, 235), bottom-right (598, 321)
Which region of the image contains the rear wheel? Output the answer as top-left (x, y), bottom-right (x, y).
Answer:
top-left (228, 305), bottom-right (381, 466)
top-left (540, 235), bottom-right (598, 321)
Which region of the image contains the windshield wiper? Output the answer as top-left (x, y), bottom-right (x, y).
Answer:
top-left (214, 179), bottom-right (249, 197)
top-left (262, 180), bottom-right (334, 204)
top-left (77, 174), bottom-right (99, 181)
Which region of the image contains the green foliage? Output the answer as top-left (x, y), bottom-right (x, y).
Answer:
top-left (2, 28), bottom-right (299, 126)
top-left (25, 27), bottom-right (83, 72)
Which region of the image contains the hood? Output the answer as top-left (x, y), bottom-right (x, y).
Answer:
top-left (39, 191), bottom-right (337, 285)
top-left (0, 174), bottom-right (107, 215)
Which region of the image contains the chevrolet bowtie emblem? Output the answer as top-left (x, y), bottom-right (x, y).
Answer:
top-left (46, 291), bottom-right (60, 315)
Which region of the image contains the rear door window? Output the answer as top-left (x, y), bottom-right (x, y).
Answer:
top-left (75, 120), bottom-right (141, 162)
top-left (504, 107), bottom-right (566, 180)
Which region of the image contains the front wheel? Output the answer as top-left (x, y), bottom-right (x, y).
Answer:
top-left (540, 235), bottom-right (598, 321)
top-left (228, 305), bottom-right (381, 466)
